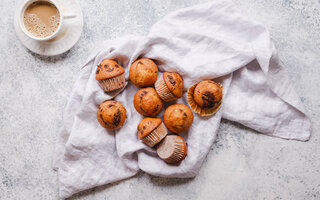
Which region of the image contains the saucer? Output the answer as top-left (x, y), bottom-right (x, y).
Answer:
top-left (14, 0), bottom-right (83, 56)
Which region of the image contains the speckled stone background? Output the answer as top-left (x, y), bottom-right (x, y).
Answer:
top-left (0, 0), bottom-right (319, 199)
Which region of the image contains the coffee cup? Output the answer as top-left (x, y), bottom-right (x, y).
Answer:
top-left (19, 0), bottom-right (76, 41)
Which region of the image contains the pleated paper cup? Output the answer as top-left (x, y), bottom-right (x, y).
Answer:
top-left (187, 81), bottom-right (223, 116)
top-left (157, 135), bottom-right (188, 164)
top-left (98, 73), bottom-right (126, 92)
top-left (154, 75), bottom-right (177, 102)
top-left (142, 122), bottom-right (168, 147)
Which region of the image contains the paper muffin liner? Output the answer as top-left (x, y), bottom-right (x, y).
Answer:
top-left (142, 122), bottom-right (168, 147)
top-left (98, 73), bottom-right (126, 92)
top-left (157, 136), bottom-right (188, 164)
top-left (155, 75), bottom-right (177, 102)
top-left (168, 136), bottom-right (188, 163)
top-left (187, 81), bottom-right (223, 116)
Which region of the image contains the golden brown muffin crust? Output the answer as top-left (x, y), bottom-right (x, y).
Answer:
top-left (97, 100), bottom-right (127, 130)
top-left (193, 80), bottom-right (222, 109)
top-left (163, 72), bottom-right (183, 97)
top-left (137, 118), bottom-right (162, 139)
top-left (129, 58), bottom-right (158, 87)
top-left (163, 104), bottom-right (193, 133)
top-left (96, 59), bottom-right (125, 80)
top-left (134, 87), bottom-right (163, 117)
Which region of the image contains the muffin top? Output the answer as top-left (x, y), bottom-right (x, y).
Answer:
top-left (134, 87), bottom-right (163, 117)
top-left (193, 80), bottom-right (222, 109)
top-left (163, 72), bottom-right (183, 97)
top-left (129, 58), bottom-right (158, 87)
top-left (163, 104), bottom-right (193, 133)
top-left (96, 59), bottom-right (125, 80)
top-left (137, 118), bottom-right (162, 139)
top-left (97, 100), bottom-right (127, 130)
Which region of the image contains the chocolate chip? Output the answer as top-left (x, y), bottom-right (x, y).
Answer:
top-left (167, 75), bottom-right (176, 86)
top-left (139, 106), bottom-right (147, 113)
top-left (179, 109), bottom-right (183, 113)
top-left (115, 64), bottom-right (120, 68)
top-left (143, 126), bottom-right (146, 129)
top-left (108, 104), bottom-right (113, 108)
top-left (173, 124), bottom-right (184, 129)
top-left (137, 61), bottom-right (143, 65)
top-left (107, 67), bottom-right (114, 72)
top-left (153, 104), bottom-right (159, 113)
top-left (183, 112), bottom-right (187, 118)
top-left (103, 64), bottom-right (109, 68)
top-left (96, 69), bottom-right (100, 74)
top-left (140, 90), bottom-right (148, 99)
top-left (100, 113), bottom-right (109, 126)
top-left (113, 109), bottom-right (121, 127)
top-left (202, 92), bottom-right (216, 108)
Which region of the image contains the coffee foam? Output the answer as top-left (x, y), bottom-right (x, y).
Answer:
top-left (23, 12), bottom-right (60, 38)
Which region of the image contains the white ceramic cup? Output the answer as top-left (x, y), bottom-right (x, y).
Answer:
top-left (19, 0), bottom-right (76, 41)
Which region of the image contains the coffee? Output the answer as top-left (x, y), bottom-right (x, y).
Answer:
top-left (23, 1), bottom-right (60, 38)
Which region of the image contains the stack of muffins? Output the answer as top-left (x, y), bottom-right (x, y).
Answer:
top-left (95, 57), bottom-right (223, 165)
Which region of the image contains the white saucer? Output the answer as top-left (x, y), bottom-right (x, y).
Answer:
top-left (14, 0), bottom-right (83, 56)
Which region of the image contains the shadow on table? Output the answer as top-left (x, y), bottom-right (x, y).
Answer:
top-left (66, 174), bottom-right (134, 200)
top-left (146, 173), bottom-right (194, 186)
top-left (66, 171), bottom-right (193, 199)
top-left (28, 49), bottom-right (70, 63)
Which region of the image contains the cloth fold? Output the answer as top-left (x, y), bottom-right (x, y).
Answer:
top-left (53, 0), bottom-right (311, 198)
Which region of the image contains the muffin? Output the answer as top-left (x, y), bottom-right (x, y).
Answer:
top-left (96, 59), bottom-right (126, 92)
top-left (97, 100), bottom-right (127, 130)
top-left (138, 118), bottom-right (168, 147)
top-left (134, 87), bottom-right (163, 117)
top-left (187, 80), bottom-right (223, 116)
top-left (155, 72), bottom-right (183, 102)
top-left (163, 104), bottom-right (193, 133)
top-left (157, 135), bottom-right (188, 164)
top-left (129, 58), bottom-right (158, 87)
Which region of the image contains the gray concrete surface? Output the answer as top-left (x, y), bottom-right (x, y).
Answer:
top-left (0, 0), bottom-right (319, 199)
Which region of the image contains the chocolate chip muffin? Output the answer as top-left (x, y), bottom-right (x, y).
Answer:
top-left (134, 87), bottom-right (163, 117)
top-left (155, 72), bottom-right (183, 102)
top-left (187, 80), bottom-right (223, 116)
top-left (157, 135), bottom-right (188, 164)
top-left (129, 58), bottom-right (158, 87)
top-left (97, 100), bottom-right (127, 130)
top-left (163, 104), bottom-right (193, 133)
top-left (96, 59), bottom-right (126, 92)
top-left (138, 118), bottom-right (168, 147)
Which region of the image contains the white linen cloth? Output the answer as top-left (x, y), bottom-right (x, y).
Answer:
top-left (53, 0), bottom-right (311, 198)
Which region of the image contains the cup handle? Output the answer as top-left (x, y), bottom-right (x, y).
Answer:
top-left (63, 13), bottom-right (76, 19)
